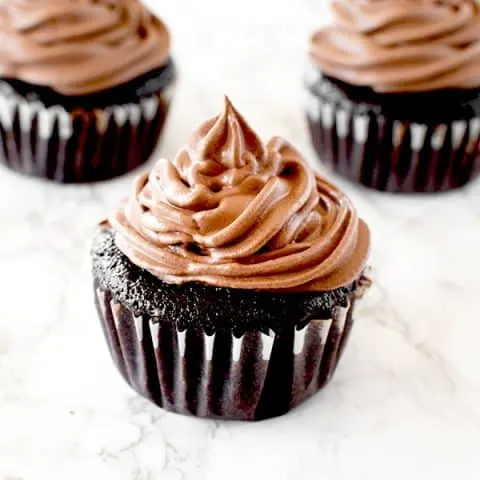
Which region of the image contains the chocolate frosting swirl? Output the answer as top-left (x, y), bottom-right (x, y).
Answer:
top-left (0, 0), bottom-right (170, 96)
top-left (110, 98), bottom-right (370, 292)
top-left (310, 0), bottom-right (480, 92)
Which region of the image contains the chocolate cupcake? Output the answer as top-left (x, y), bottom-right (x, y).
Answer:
top-left (0, 0), bottom-right (175, 183)
top-left (306, 0), bottom-right (480, 193)
top-left (92, 97), bottom-right (371, 420)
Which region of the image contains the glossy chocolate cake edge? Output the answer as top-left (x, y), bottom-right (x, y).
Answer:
top-left (1, 58), bottom-right (176, 111)
top-left (314, 74), bottom-right (480, 124)
top-left (305, 73), bottom-right (480, 193)
top-left (0, 61), bottom-right (175, 183)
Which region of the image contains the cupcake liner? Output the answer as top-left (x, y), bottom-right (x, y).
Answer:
top-left (0, 80), bottom-right (175, 183)
top-left (304, 68), bottom-right (480, 193)
top-left (94, 282), bottom-right (357, 421)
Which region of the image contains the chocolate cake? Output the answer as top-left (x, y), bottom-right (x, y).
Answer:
top-left (306, 0), bottom-right (480, 193)
top-left (0, 0), bottom-right (175, 183)
top-left (92, 97), bottom-right (371, 420)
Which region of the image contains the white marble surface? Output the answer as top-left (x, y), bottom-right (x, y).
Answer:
top-left (1, 1), bottom-right (480, 479)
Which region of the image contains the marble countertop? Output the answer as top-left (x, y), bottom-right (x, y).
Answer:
top-left (1, 1), bottom-right (480, 479)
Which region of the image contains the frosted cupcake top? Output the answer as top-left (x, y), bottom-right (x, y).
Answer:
top-left (0, 0), bottom-right (170, 95)
top-left (109, 98), bottom-right (370, 292)
top-left (310, 0), bottom-right (480, 92)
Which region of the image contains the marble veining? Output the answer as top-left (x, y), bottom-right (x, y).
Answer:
top-left (0, 1), bottom-right (479, 479)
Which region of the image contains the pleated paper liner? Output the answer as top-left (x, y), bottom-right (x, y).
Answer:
top-left (0, 80), bottom-right (175, 183)
top-left (304, 68), bottom-right (480, 193)
top-left (94, 283), bottom-right (358, 421)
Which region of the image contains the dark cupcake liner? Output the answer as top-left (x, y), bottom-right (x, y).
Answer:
top-left (94, 283), bottom-right (358, 421)
top-left (305, 67), bottom-right (480, 193)
top-left (0, 80), bottom-right (174, 183)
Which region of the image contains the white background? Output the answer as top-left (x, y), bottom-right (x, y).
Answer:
top-left (0, 1), bottom-right (480, 479)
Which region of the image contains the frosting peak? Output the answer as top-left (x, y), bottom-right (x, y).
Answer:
top-left (192, 96), bottom-right (266, 170)
top-left (110, 98), bottom-right (370, 292)
top-left (0, 0), bottom-right (170, 96)
top-left (310, 0), bottom-right (480, 92)
top-left (172, 97), bottom-right (272, 200)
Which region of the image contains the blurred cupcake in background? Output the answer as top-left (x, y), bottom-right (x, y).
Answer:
top-left (0, 0), bottom-right (176, 183)
top-left (92, 97), bottom-right (371, 421)
top-left (305, 0), bottom-right (480, 193)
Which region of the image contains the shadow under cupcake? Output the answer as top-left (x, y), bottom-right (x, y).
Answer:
top-left (306, 0), bottom-right (480, 193)
top-left (92, 97), bottom-right (371, 421)
top-left (0, 0), bottom-right (176, 183)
